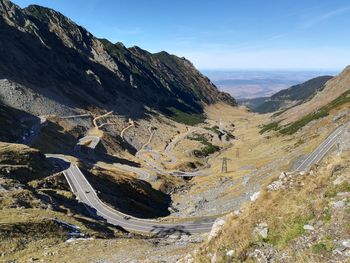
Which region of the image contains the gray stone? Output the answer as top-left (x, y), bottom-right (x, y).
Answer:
top-left (303, 224), bottom-right (314, 231)
top-left (254, 222), bottom-right (269, 239)
top-left (279, 172), bottom-right (286, 180)
top-left (250, 191), bottom-right (260, 201)
top-left (208, 218), bottom-right (226, 241)
top-left (342, 240), bottom-right (350, 248)
top-left (334, 200), bottom-right (345, 208)
top-left (226, 250), bottom-right (234, 257)
top-left (233, 210), bottom-right (240, 216)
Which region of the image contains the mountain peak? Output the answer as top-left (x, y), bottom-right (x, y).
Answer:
top-left (0, 0), bottom-right (28, 28)
top-left (0, 0), bottom-right (236, 118)
top-left (0, 0), bottom-right (11, 8)
top-left (128, 45), bottom-right (151, 56)
top-left (24, 4), bottom-right (74, 24)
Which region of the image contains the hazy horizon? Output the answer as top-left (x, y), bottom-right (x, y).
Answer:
top-left (203, 69), bottom-right (339, 99)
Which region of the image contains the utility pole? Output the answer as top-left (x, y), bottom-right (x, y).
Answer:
top-left (236, 148), bottom-right (240, 158)
top-left (336, 141), bottom-right (341, 155)
top-left (220, 157), bottom-right (231, 173)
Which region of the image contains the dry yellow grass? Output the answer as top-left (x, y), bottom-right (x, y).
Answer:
top-left (277, 66), bottom-right (350, 125)
top-left (194, 151), bottom-right (350, 262)
top-left (170, 103), bottom-right (337, 214)
top-left (0, 208), bottom-right (124, 262)
top-left (4, 95), bottom-right (349, 262)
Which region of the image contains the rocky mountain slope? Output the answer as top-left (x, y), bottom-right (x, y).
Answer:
top-left (276, 66), bottom-right (350, 125)
top-left (241, 76), bottom-right (333, 113)
top-left (188, 151), bottom-right (350, 262)
top-left (257, 66), bottom-right (350, 136)
top-left (0, 103), bottom-right (35, 142)
top-left (0, 142), bottom-right (52, 182)
top-left (181, 83), bottom-right (350, 263)
top-left (0, 0), bottom-right (235, 119)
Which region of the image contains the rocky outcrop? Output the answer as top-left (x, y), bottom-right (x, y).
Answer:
top-left (0, 142), bottom-right (53, 182)
top-left (0, 0), bottom-right (235, 118)
top-left (207, 218), bottom-right (226, 241)
top-left (0, 102), bottom-right (35, 142)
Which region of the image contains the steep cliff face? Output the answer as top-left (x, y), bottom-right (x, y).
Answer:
top-left (0, 0), bottom-right (235, 118)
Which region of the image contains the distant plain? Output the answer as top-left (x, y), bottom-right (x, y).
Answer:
top-left (203, 70), bottom-right (340, 99)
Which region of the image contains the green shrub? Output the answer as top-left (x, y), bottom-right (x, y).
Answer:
top-left (312, 241), bottom-right (334, 253)
top-left (189, 134), bottom-right (221, 157)
top-left (322, 208), bottom-right (331, 223)
top-left (279, 90), bottom-right (350, 135)
top-left (280, 110), bottom-right (329, 135)
top-left (166, 107), bottom-right (205, 126)
top-left (325, 182), bottom-right (350, 198)
top-left (267, 215), bottom-right (313, 248)
top-left (259, 122), bottom-right (280, 134)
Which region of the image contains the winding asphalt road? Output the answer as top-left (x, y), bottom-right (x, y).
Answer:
top-left (295, 124), bottom-right (347, 171)
top-left (48, 155), bottom-right (215, 234)
top-left (45, 119), bottom-right (347, 234)
top-left (136, 126), bottom-right (222, 177)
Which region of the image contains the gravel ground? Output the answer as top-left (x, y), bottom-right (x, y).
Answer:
top-left (0, 79), bottom-right (77, 116)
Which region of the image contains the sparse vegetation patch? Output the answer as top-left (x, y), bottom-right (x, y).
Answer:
top-left (259, 121), bottom-right (280, 134)
top-left (166, 107), bottom-right (205, 125)
top-left (280, 90), bottom-right (350, 135)
top-left (188, 133), bottom-right (221, 157)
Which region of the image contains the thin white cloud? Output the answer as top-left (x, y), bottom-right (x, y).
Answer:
top-left (302, 5), bottom-right (350, 28)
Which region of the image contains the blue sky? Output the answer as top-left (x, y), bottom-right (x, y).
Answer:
top-left (12, 0), bottom-right (350, 70)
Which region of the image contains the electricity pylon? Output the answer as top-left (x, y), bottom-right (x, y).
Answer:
top-left (220, 157), bottom-right (231, 173)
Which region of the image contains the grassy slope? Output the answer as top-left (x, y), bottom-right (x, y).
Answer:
top-left (0, 142), bottom-right (53, 182)
top-left (253, 76), bottom-right (332, 114)
top-left (32, 117), bottom-right (85, 154)
top-left (194, 152), bottom-right (350, 262)
top-left (166, 107), bottom-right (205, 125)
top-left (188, 133), bottom-right (221, 157)
top-left (0, 142), bottom-right (126, 261)
top-left (260, 90), bottom-right (350, 135)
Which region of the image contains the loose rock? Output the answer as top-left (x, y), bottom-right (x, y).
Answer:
top-left (254, 222), bottom-right (268, 239)
top-left (208, 218), bottom-right (226, 241)
top-left (250, 191), bottom-right (260, 201)
top-left (226, 250), bottom-right (234, 257)
top-left (342, 240), bottom-right (350, 248)
top-left (303, 225), bottom-right (314, 231)
top-left (334, 200), bottom-right (345, 209)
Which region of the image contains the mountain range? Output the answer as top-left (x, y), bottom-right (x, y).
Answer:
top-left (240, 75), bottom-right (333, 113)
top-left (0, 0), bottom-right (235, 119)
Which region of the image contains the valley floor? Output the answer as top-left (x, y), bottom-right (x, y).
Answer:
top-left (1, 102), bottom-right (349, 262)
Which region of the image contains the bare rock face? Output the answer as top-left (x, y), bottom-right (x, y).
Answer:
top-left (208, 217), bottom-right (226, 241)
top-left (0, 0), bottom-right (235, 118)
